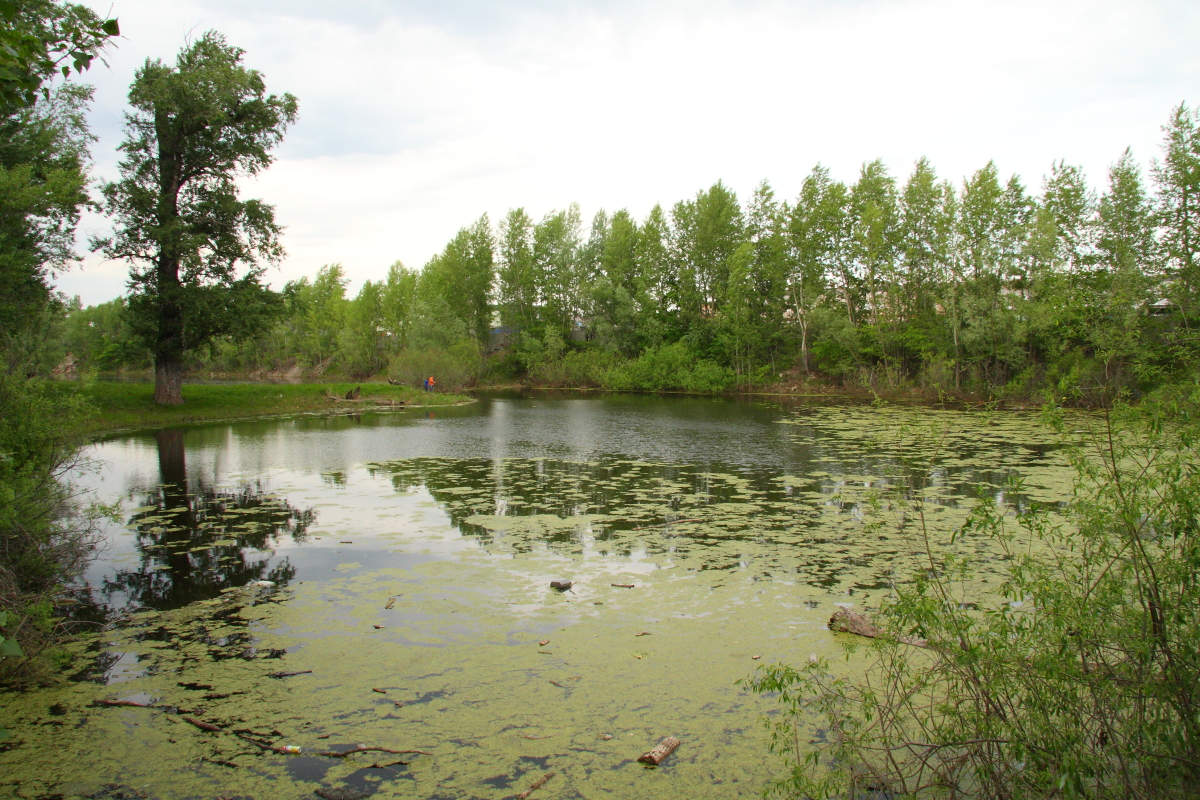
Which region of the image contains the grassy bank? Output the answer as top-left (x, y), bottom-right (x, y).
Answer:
top-left (47, 381), bottom-right (471, 437)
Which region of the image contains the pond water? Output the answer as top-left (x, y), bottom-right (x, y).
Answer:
top-left (0, 395), bottom-right (1075, 800)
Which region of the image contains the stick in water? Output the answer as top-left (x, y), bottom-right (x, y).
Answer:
top-left (517, 772), bottom-right (554, 799)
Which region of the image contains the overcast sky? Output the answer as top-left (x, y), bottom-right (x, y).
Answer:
top-left (61, 0), bottom-right (1200, 305)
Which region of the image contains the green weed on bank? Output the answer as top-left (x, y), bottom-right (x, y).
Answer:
top-left (745, 385), bottom-right (1200, 799)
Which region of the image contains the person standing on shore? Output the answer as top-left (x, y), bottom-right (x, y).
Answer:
top-left (428, 376), bottom-right (436, 392)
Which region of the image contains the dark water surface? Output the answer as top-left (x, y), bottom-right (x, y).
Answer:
top-left (2, 395), bottom-right (1073, 799)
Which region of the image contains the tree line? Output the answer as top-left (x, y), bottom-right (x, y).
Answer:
top-left (62, 102), bottom-right (1200, 402)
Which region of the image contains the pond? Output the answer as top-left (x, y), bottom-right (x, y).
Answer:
top-left (0, 394), bottom-right (1075, 800)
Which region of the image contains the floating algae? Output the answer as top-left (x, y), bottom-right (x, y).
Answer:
top-left (0, 399), bottom-right (1078, 798)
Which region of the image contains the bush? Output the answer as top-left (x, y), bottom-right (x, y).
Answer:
top-left (388, 339), bottom-right (482, 391)
top-left (528, 347), bottom-right (618, 388)
top-left (0, 375), bottom-right (107, 681)
top-left (747, 388), bottom-right (1200, 799)
top-left (602, 341), bottom-right (735, 394)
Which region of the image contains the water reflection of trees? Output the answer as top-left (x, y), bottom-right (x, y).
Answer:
top-left (367, 454), bottom-right (1038, 591)
top-left (370, 457), bottom-right (794, 553)
top-left (75, 429), bottom-right (316, 619)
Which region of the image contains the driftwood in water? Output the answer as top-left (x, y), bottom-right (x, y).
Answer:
top-left (183, 716), bottom-right (222, 732)
top-left (318, 745), bottom-right (433, 758)
top-left (516, 772), bottom-right (554, 799)
top-left (637, 736), bottom-right (680, 766)
top-left (828, 608), bottom-right (928, 647)
top-left (611, 583), bottom-right (635, 589)
top-left (549, 580), bottom-right (572, 591)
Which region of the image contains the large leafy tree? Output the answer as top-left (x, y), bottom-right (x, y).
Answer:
top-left (0, 0), bottom-right (117, 371)
top-left (420, 214), bottom-right (494, 345)
top-left (497, 207), bottom-right (537, 330)
top-left (95, 31), bottom-right (297, 404)
top-left (1154, 103), bottom-right (1200, 325)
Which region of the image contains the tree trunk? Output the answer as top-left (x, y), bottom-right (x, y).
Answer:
top-left (799, 315), bottom-right (810, 375)
top-left (154, 358), bottom-right (184, 405)
top-left (154, 254), bottom-right (185, 405)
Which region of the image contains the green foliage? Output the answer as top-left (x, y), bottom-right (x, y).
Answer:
top-left (0, 79), bottom-right (94, 361)
top-left (61, 101), bottom-right (1200, 399)
top-left (0, 0), bottom-right (117, 114)
top-left (389, 339), bottom-right (481, 391)
top-left (0, 374), bottom-right (106, 678)
top-left (603, 341), bottom-right (735, 393)
top-left (745, 388), bottom-right (1200, 798)
top-left (59, 296), bottom-right (149, 371)
top-left (93, 31), bottom-right (296, 402)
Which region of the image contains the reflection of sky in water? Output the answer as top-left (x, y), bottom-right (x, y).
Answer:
top-left (72, 396), bottom-right (1070, 619)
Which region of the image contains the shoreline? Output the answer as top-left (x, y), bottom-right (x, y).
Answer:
top-left (470, 381), bottom-right (1049, 410)
top-left (45, 380), bottom-right (475, 439)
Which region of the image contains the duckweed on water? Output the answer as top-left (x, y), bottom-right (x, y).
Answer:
top-left (0, 403), bottom-right (1078, 799)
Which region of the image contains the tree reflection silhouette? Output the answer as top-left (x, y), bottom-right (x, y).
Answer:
top-left (95, 428), bottom-right (316, 614)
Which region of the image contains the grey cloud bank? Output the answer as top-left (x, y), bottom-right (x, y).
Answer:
top-left (63, 0), bottom-right (1200, 305)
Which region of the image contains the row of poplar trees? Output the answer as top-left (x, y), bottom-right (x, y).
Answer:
top-left (336, 105), bottom-right (1197, 398)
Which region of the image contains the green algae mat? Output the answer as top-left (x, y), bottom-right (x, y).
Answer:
top-left (0, 398), bottom-right (1076, 799)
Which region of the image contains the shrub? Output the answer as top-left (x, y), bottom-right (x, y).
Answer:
top-left (0, 375), bottom-right (107, 681)
top-left (747, 387), bottom-right (1200, 799)
top-left (388, 339), bottom-right (482, 391)
top-left (528, 347), bottom-right (617, 388)
top-left (602, 341), bottom-right (735, 394)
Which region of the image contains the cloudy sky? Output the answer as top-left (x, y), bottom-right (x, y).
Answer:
top-left (63, 0), bottom-right (1200, 305)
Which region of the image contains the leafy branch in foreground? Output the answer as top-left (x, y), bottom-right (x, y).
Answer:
top-left (746, 387), bottom-right (1200, 799)
top-left (0, 0), bottom-right (119, 113)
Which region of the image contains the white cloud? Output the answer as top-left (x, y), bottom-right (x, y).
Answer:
top-left (62, 0), bottom-right (1200, 304)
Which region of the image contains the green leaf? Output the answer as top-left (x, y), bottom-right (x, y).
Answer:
top-left (0, 610), bottom-right (6, 626)
top-left (0, 638), bottom-right (23, 657)
top-left (102, 19), bottom-right (121, 37)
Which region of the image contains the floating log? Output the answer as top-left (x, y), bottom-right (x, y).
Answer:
top-left (516, 772), bottom-right (554, 799)
top-left (268, 670), bottom-right (313, 678)
top-left (638, 736), bottom-right (680, 766)
top-left (828, 608), bottom-right (927, 647)
top-left (549, 580), bottom-right (572, 591)
top-left (611, 583), bottom-right (635, 589)
top-left (93, 699), bottom-right (152, 708)
top-left (183, 716), bottom-right (222, 732)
